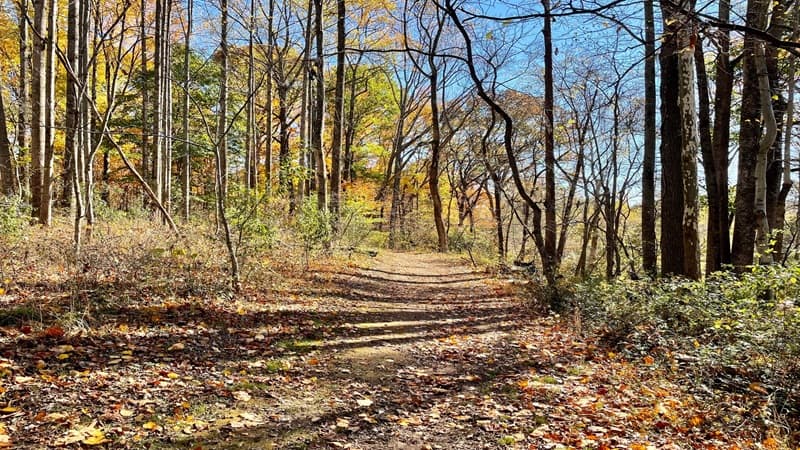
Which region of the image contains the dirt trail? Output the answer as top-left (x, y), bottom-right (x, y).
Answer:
top-left (306, 251), bottom-right (524, 449)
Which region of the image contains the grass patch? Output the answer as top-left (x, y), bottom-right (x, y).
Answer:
top-left (0, 305), bottom-right (39, 326)
top-left (276, 339), bottom-right (321, 354)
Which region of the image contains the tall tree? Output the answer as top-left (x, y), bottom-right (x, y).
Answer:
top-left (658, 0), bottom-right (685, 275)
top-left (30, 0), bottom-right (48, 222)
top-left (732, 0), bottom-right (770, 268)
top-left (703, 0), bottom-right (734, 272)
top-left (152, 0), bottom-right (172, 219)
top-left (312, 0), bottom-right (327, 211)
top-left (17, 0), bottom-right (30, 199)
top-left (245, 0), bottom-right (257, 190)
top-left (215, 0), bottom-right (239, 288)
top-left (676, 0), bottom-right (700, 279)
top-left (0, 88), bottom-right (15, 196)
top-left (542, 0), bottom-right (558, 276)
top-left (642, 0), bottom-right (657, 275)
top-left (182, 0), bottom-right (193, 222)
top-left (330, 0), bottom-right (346, 217)
top-left (63, 0), bottom-right (79, 208)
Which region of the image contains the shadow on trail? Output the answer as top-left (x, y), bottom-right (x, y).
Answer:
top-left (1, 252), bottom-right (547, 449)
top-left (347, 272), bottom-right (490, 286)
top-left (360, 267), bottom-right (483, 279)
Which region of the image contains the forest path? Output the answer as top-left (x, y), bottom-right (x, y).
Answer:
top-left (301, 251), bottom-right (526, 449)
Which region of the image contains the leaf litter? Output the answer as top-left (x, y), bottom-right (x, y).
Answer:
top-left (0, 250), bottom-right (793, 449)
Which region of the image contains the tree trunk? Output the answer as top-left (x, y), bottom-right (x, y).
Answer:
top-left (278, 83), bottom-right (295, 212)
top-left (152, 0), bottom-right (163, 209)
top-left (711, 0), bottom-right (733, 270)
top-left (245, 0), bottom-right (257, 190)
top-left (754, 41), bottom-right (778, 264)
top-left (182, 0), bottom-right (192, 222)
top-left (732, 0), bottom-right (769, 268)
top-left (313, 0), bottom-right (327, 212)
top-left (140, 0), bottom-right (149, 203)
top-left (775, 7), bottom-right (797, 259)
top-left (0, 89), bottom-right (15, 196)
top-left (677, 4), bottom-right (701, 279)
top-left (428, 61), bottom-right (447, 253)
top-left (30, 0), bottom-right (47, 222)
top-left (17, 0), bottom-right (30, 199)
top-left (696, 40), bottom-right (721, 274)
top-left (216, 0), bottom-right (239, 289)
top-left (659, 0), bottom-right (685, 275)
top-left (343, 59), bottom-right (361, 182)
top-left (63, 0), bottom-right (79, 208)
top-left (330, 0), bottom-right (346, 217)
top-left (389, 138), bottom-right (403, 249)
top-left (266, 0), bottom-right (275, 195)
top-left (642, 0), bottom-right (657, 275)
top-left (543, 0), bottom-right (558, 278)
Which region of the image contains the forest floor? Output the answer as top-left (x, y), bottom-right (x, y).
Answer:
top-left (0, 247), bottom-right (791, 449)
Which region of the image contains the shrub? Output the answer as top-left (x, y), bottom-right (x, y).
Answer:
top-left (0, 195), bottom-right (30, 239)
top-left (332, 198), bottom-right (379, 251)
top-left (295, 197), bottom-right (332, 257)
top-left (571, 266), bottom-right (800, 384)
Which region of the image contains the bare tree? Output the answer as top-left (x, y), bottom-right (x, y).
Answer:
top-left (330, 0), bottom-right (346, 217)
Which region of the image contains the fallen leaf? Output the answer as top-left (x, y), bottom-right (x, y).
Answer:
top-left (356, 398), bottom-right (373, 407)
top-left (168, 342), bottom-right (185, 351)
top-left (43, 326), bottom-right (65, 338)
top-left (233, 391), bottom-right (251, 402)
top-left (82, 428), bottom-right (109, 446)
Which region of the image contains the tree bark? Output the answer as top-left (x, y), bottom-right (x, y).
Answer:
top-left (17, 0), bottom-right (30, 199)
top-left (182, 0), bottom-right (193, 222)
top-left (140, 0), bottom-right (149, 203)
top-left (30, 0), bottom-right (47, 222)
top-left (710, 0), bottom-right (733, 270)
top-left (62, 0), bottom-right (78, 208)
top-left (215, 0), bottom-right (239, 289)
top-left (642, 0), bottom-right (657, 275)
top-left (732, 0), bottom-right (769, 268)
top-left (428, 52), bottom-right (447, 252)
top-left (659, 0), bottom-right (685, 275)
top-left (245, 0), bottom-right (257, 190)
top-left (775, 7), bottom-right (797, 259)
top-left (266, 0), bottom-right (275, 195)
top-left (754, 41), bottom-right (778, 264)
top-left (0, 89), bottom-right (15, 196)
top-left (695, 40), bottom-right (721, 274)
top-left (543, 0), bottom-right (558, 277)
top-left (312, 0), bottom-right (327, 212)
top-left (677, 3), bottom-right (701, 279)
top-left (330, 0), bottom-right (346, 217)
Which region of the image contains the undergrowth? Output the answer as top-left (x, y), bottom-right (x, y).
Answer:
top-left (567, 266), bottom-right (800, 442)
